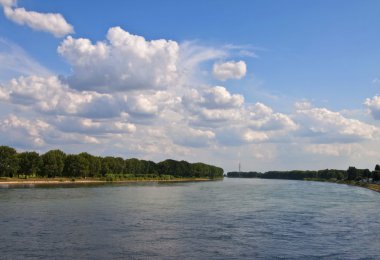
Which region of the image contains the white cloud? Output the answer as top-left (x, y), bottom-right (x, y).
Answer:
top-left (126, 95), bottom-right (159, 118)
top-left (365, 95), bottom-right (380, 120)
top-left (182, 87), bottom-right (296, 136)
top-left (212, 60), bottom-right (247, 81)
top-left (196, 108), bottom-right (243, 126)
top-left (178, 41), bottom-right (227, 82)
top-left (170, 126), bottom-right (215, 148)
top-left (304, 143), bottom-right (356, 157)
top-left (247, 103), bottom-right (297, 131)
top-left (183, 86), bottom-right (244, 111)
top-left (3, 75), bottom-right (129, 118)
top-left (124, 90), bottom-right (181, 122)
top-left (58, 27), bottom-right (179, 92)
top-left (0, 87), bottom-right (8, 100)
top-left (295, 105), bottom-right (378, 143)
top-left (0, 114), bottom-right (112, 150)
top-left (3, 6), bottom-right (74, 37)
top-left (52, 116), bottom-right (136, 135)
top-left (183, 88), bottom-right (244, 127)
top-left (0, 0), bottom-right (15, 7)
top-left (0, 114), bottom-right (49, 148)
top-left (202, 86), bottom-right (244, 109)
top-left (216, 127), bottom-right (269, 146)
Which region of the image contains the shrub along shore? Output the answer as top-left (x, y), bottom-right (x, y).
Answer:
top-left (0, 146), bottom-right (224, 183)
top-left (227, 166), bottom-right (380, 192)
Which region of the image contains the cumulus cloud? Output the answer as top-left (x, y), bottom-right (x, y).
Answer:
top-left (2, 75), bottom-right (129, 118)
top-left (127, 95), bottom-right (159, 118)
top-left (182, 87), bottom-right (296, 135)
top-left (3, 5), bottom-right (74, 37)
top-left (0, 87), bottom-right (8, 100)
top-left (183, 86), bottom-right (244, 110)
top-left (58, 27), bottom-right (179, 92)
top-left (0, 0), bottom-right (15, 7)
top-left (295, 105), bottom-right (378, 143)
top-left (365, 95), bottom-right (380, 120)
top-left (170, 126), bottom-right (215, 148)
top-left (52, 116), bottom-right (136, 135)
top-left (0, 114), bottom-right (114, 150)
top-left (124, 91), bottom-right (181, 123)
top-left (202, 86), bottom-right (244, 109)
top-left (0, 114), bottom-right (49, 148)
top-left (182, 87), bottom-right (244, 127)
top-left (212, 60), bottom-right (247, 81)
top-left (247, 103), bottom-right (297, 131)
top-left (304, 143), bottom-right (356, 157)
top-left (216, 127), bottom-right (269, 146)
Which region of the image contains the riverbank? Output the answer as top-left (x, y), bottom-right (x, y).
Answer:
top-left (304, 178), bottom-right (380, 193)
top-left (0, 177), bottom-right (221, 187)
top-left (340, 181), bottom-right (380, 192)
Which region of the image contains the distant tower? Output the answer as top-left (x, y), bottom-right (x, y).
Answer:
top-left (238, 161), bottom-right (241, 172)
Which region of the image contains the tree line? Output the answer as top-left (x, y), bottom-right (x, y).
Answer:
top-left (227, 166), bottom-right (380, 183)
top-left (0, 146), bottom-right (224, 180)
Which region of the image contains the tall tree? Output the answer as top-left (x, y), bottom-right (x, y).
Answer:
top-left (40, 150), bottom-right (66, 178)
top-left (0, 146), bottom-right (19, 177)
top-left (373, 165), bottom-right (380, 182)
top-left (78, 152), bottom-right (101, 177)
top-left (17, 151), bottom-right (41, 177)
top-left (63, 154), bottom-right (89, 178)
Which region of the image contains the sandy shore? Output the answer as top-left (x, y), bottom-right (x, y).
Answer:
top-left (360, 183), bottom-right (380, 192)
top-left (0, 178), bottom-right (217, 186)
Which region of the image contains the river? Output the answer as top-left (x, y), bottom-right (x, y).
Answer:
top-left (1, 178), bottom-right (379, 259)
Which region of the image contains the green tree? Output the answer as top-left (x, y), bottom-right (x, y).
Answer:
top-left (40, 150), bottom-right (66, 178)
top-left (17, 151), bottom-right (41, 177)
top-left (78, 152), bottom-right (101, 177)
top-left (373, 165), bottom-right (380, 182)
top-left (363, 169), bottom-right (371, 182)
top-left (63, 154), bottom-right (89, 178)
top-left (0, 146), bottom-right (19, 177)
top-left (347, 166), bottom-right (359, 181)
top-left (125, 158), bottom-right (140, 175)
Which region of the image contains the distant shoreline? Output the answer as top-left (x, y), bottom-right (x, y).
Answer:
top-left (0, 177), bottom-right (220, 187)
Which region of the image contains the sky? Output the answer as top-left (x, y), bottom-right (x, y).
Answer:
top-left (1, 0), bottom-right (380, 172)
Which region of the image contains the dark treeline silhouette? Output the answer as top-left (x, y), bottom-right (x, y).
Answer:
top-left (0, 146), bottom-right (224, 180)
top-left (228, 166), bottom-right (380, 183)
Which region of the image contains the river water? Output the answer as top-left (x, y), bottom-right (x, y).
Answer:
top-left (1, 178), bottom-right (379, 259)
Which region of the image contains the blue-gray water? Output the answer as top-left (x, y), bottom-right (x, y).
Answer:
top-left (1, 178), bottom-right (380, 259)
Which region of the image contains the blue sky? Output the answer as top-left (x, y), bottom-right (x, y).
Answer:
top-left (1, 0), bottom-right (380, 171)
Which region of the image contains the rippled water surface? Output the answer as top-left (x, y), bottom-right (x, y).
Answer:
top-left (1, 178), bottom-right (380, 259)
